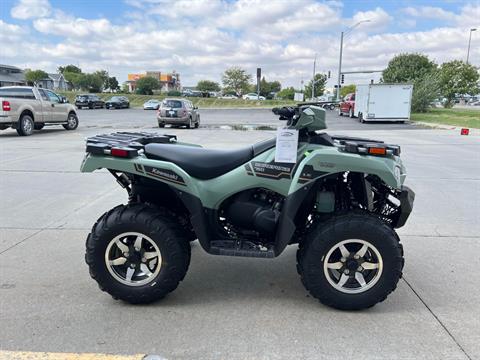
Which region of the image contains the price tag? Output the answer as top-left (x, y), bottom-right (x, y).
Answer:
top-left (275, 128), bottom-right (299, 163)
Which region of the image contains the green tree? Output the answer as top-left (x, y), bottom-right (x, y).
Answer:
top-left (136, 76), bottom-right (160, 95)
top-left (439, 60), bottom-right (480, 107)
top-left (382, 53), bottom-right (436, 83)
top-left (382, 53), bottom-right (439, 112)
top-left (77, 73), bottom-right (103, 92)
top-left (58, 65), bottom-right (82, 74)
top-left (105, 76), bottom-right (119, 91)
top-left (340, 84), bottom-right (356, 98)
top-left (411, 72), bottom-right (440, 112)
top-left (94, 70), bottom-right (109, 89)
top-left (222, 67), bottom-right (252, 95)
top-left (276, 87), bottom-right (296, 100)
top-left (196, 80), bottom-right (220, 92)
top-left (63, 72), bottom-right (83, 90)
top-left (24, 69), bottom-right (48, 86)
top-left (304, 73), bottom-right (327, 98)
top-left (121, 82), bottom-right (130, 93)
top-left (259, 77), bottom-right (281, 98)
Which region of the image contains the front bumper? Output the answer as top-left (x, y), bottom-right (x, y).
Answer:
top-left (395, 185), bottom-right (415, 228)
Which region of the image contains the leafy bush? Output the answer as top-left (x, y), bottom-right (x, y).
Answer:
top-left (411, 73), bottom-right (440, 113)
top-left (136, 76), bottom-right (160, 95)
top-left (166, 90), bottom-right (182, 96)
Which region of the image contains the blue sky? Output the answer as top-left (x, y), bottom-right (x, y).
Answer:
top-left (1, 0), bottom-right (478, 88)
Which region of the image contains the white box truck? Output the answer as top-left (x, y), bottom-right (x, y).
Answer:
top-left (355, 84), bottom-right (413, 123)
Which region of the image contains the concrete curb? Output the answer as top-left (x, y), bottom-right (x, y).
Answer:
top-left (413, 121), bottom-right (480, 135)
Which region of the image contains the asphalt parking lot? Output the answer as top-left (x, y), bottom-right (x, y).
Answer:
top-left (74, 106), bottom-right (418, 131)
top-left (0, 109), bottom-right (479, 359)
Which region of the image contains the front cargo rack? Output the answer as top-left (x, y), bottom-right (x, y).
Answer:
top-left (86, 132), bottom-right (177, 158)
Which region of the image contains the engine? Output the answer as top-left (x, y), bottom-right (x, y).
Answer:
top-left (222, 189), bottom-right (283, 236)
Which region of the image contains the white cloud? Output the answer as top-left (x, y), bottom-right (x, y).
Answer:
top-left (351, 7), bottom-right (392, 31)
top-left (11, 0), bottom-right (51, 19)
top-left (402, 4), bottom-right (480, 27)
top-left (3, 1), bottom-right (480, 88)
top-left (0, 20), bottom-right (28, 52)
top-left (33, 15), bottom-right (130, 38)
top-left (403, 6), bottom-right (453, 21)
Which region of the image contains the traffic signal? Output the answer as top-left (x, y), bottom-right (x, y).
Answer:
top-left (341, 74), bottom-right (345, 84)
top-left (327, 70), bottom-right (331, 78)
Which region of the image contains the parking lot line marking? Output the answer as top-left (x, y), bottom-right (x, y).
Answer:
top-left (0, 351), bottom-right (145, 360)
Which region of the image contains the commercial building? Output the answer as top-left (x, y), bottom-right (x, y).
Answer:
top-left (126, 71), bottom-right (180, 92)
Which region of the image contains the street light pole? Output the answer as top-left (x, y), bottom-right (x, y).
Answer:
top-left (336, 32), bottom-right (344, 101)
top-left (467, 28), bottom-right (477, 65)
top-left (336, 20), bottom-right (370, 101)
top-left (312, 53), bottom-right (317, 100)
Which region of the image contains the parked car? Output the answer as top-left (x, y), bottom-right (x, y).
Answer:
top-left (243, 93), bottom-right (266, 100)
top-left (182, 90), bottom-right (202, 97)
top-left (75, 94), bottom-right (105, 109)
top-left (143, 99), bottom-right (161, 110)
top-left (0, 86), bottom-right (79, 136)
top-left (105, 96), bottom-right (129, 109)
top-left (157, 98), bottom-right (200, 129)
top-left (220, 94), bottom-right (238, 99)
top-left (339, 93), bottom-right (355, 117)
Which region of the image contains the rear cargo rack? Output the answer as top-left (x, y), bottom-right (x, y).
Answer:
top-left (332, 135), bottom-right (400, 156)
top-left (86, 132), bottom-right (177, 158)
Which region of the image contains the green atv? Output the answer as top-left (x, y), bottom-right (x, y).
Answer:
top-left (81, 105), bottom-right (414, 310)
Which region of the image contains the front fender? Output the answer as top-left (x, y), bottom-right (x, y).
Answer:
top-left (289, 147), bottom-right (403, 193)
top-left (274, 147), bottom-right (405, 256)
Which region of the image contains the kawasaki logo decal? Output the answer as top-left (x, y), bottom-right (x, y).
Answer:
top-left (144, 166), bottom-right (186, 186)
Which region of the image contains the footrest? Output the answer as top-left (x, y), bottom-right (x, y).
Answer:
top-left (210, 240), bottom-right (275, 258)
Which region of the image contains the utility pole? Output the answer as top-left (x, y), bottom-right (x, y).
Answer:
top-left (312, 54), bottom-right (317, 100)
top-left (467, 28), bottom-right (477, 64)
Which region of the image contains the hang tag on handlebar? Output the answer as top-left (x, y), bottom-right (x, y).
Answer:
top-left (275, 128), bottom-right (299, 163)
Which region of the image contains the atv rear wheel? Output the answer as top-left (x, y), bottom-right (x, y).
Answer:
top-left (85, 204), bottom-right (191, 304)
top-left (297, 213), bottom-right (403, 310)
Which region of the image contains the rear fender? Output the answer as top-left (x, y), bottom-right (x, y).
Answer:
top-left (80, 153), bottom-right (201, 197)
top-left (81, 153), bottom-right (212, 249)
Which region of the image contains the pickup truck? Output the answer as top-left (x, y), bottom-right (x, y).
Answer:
top-left (0, 86), bottom-right (79, 136)
top-left (339, 92), bottom-right (355, 118)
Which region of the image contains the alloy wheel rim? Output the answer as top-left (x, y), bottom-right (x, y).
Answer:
top-left (105, 232), bottom-right (162, 287)
top-left (23, 118), bottom-right (33, 133)
top-left (68, 115), bottom-right (77, 128)
top-left (323, 239), bottom-right (383, 294)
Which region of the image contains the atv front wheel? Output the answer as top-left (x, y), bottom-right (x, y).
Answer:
top-left (85, 204), bottom-right (191, 304)
top-left (297, 213), bottom-right (404, 310)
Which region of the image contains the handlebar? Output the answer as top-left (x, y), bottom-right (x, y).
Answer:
top-left (272, 106), bottom-right (296, 120)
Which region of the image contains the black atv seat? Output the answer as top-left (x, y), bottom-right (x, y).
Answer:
top-left (144, 138), bottom-right (275, 180)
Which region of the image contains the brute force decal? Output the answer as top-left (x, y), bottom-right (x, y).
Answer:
top-left (249, 161), bottom-right (295, 180)
top-left (297, 165), bottom-right (329, 184)
top-left (144, 166), bottom-right (186, 186)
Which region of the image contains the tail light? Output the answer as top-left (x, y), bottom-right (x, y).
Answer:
top-left (2, 101), bottom-right (11, 111)
top-left (183, 109), bottom-right (188, 116)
